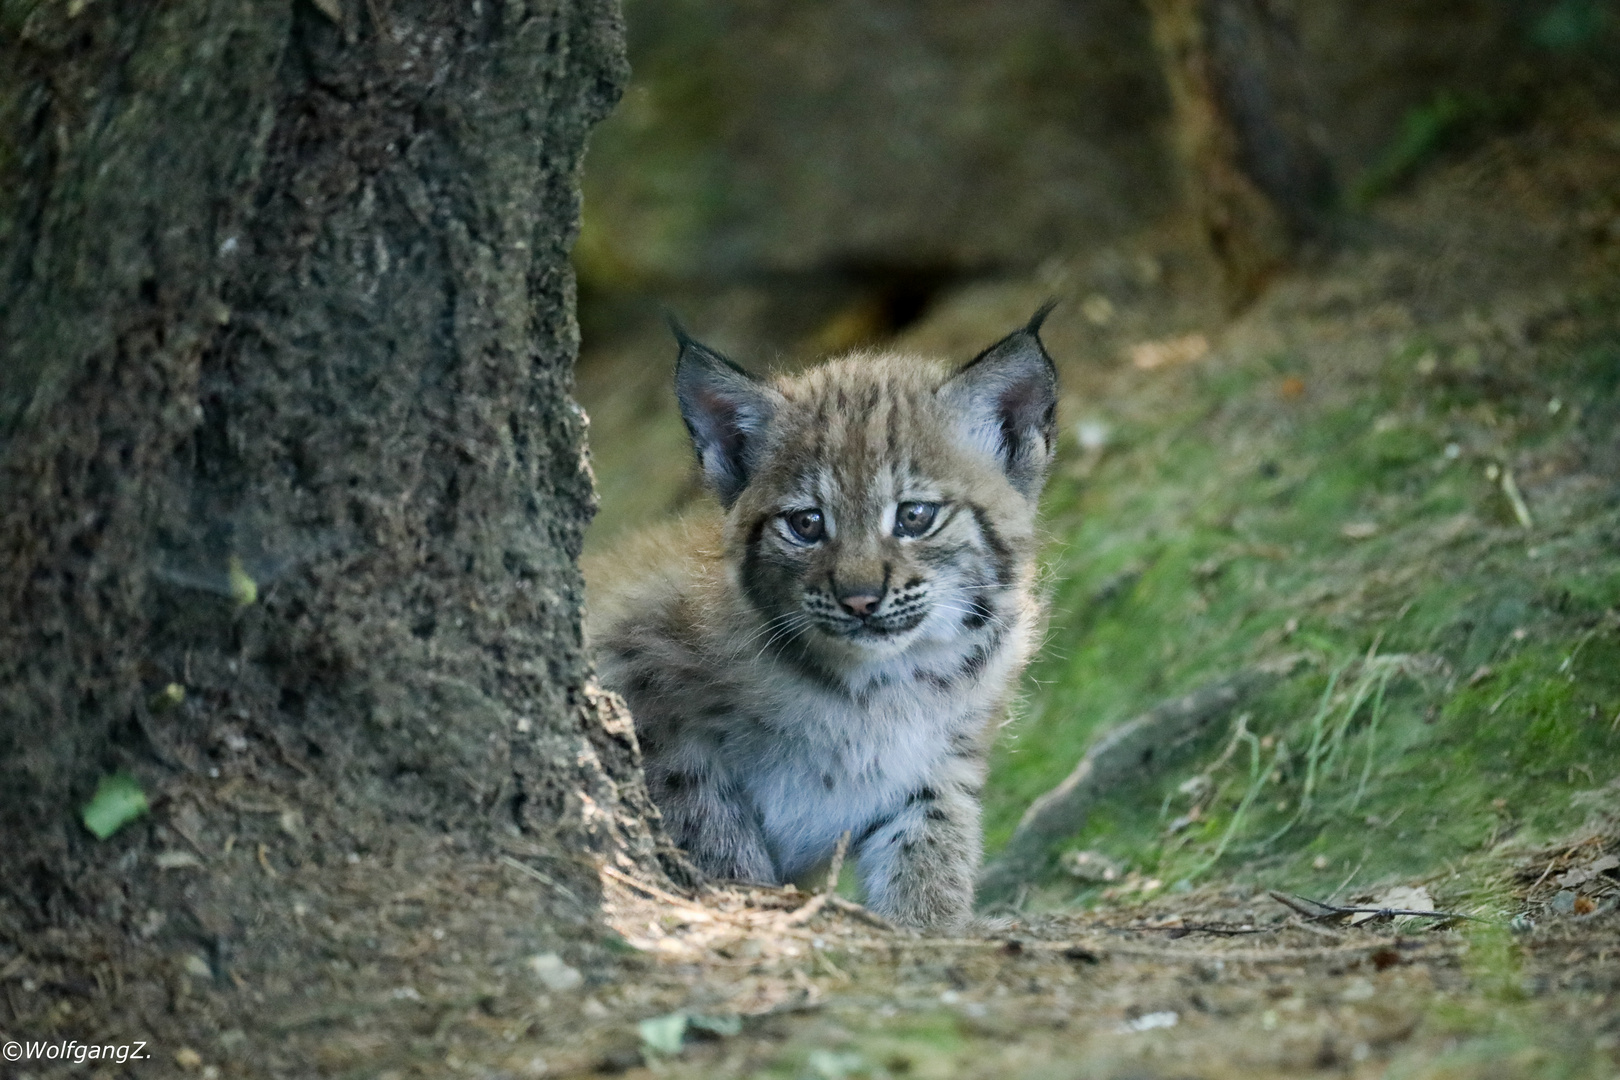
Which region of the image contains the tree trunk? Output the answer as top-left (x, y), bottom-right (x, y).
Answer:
top-left (1144, 0), bottom-right (1335, 306)
top-left (1, 0), bottom-right (665, 1061)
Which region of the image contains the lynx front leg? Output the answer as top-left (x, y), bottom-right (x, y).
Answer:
top-left (855, 783), bottom-right (982, 932)
top-left (651, 767), bottom-right (777, 885)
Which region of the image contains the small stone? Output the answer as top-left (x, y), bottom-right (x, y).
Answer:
top-left (278, 809), bottom-right (303, 838)
top-left (1060, 850), bottom-right (1123, 883)
top-left (1122, 1010), bottom-right (1178, 1032)
top-left (1339, 978), bottom-right (1376, 1003)
top-left (528, 952), bottom-right (583, 992)
top-left (175, 1047), bottom-right (203, 1070)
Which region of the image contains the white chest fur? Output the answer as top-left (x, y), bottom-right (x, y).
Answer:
top-left (727, 636), bottom-right (1013, 880)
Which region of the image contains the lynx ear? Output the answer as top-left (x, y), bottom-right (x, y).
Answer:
top-left (671, 318), bottom-right (780, 507)
top-left (940, 300), bottom-right (1059, 498)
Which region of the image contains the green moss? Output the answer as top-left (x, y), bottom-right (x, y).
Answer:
top-left (989, 310), bottom-right (1620, 907)
top-left (756, 1011), bottom-right (964, 1080)
top-left (1392, 989), bottom-right (1619, 1080)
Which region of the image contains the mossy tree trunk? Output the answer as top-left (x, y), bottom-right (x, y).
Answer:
top-left (1144, 0), bottom-right (1335, 306)
top-left (0, 0), bottom-right (661, 933)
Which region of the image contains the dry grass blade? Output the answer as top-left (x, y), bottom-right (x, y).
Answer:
top-left (782, 830), bottom-right (850, 927)
top-left (498, 854), bottom-right (581, 903)
top-left (826, 895), bottom-right (898, 931)
top-left (979, 657), bottom-right (1305, 898)
top-left (600, 864), bottom-right (728, 923)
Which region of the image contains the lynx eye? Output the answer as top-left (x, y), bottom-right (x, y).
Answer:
top-left (784, 508), bottom-right (826, 544)
top-left (894, 501), bottom-right (939, 538)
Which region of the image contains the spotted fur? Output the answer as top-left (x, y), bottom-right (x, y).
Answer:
top-left (586, 306), bottom-right (1058, 931)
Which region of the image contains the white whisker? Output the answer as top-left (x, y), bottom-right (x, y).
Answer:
top-left (723, 610), bottom-right (806, 659)
top-left (754, 611), bottom-right (812, 664)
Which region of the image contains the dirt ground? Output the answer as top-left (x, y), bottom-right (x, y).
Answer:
top-left (580, 837), bottom-right (1620, 1080)
top-left (6, 808), bottom-right (1618, 1079)
top-left (4, 84), bottom-right (1620, 1080)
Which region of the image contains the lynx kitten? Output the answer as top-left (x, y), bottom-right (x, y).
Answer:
top-left (588, 306), bottom-right (1058, 930)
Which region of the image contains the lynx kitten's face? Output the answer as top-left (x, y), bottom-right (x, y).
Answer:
top-left (731, 376), bottom-right (1017, 663)
top-left (674, 311), bottom-right (1057, 674)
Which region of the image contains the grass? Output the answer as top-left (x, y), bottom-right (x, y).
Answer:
top-left (986, 296), bottom-right (1620, 910)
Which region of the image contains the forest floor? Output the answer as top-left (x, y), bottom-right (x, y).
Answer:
top-left (6, 91), bottom-right (1620, 1080)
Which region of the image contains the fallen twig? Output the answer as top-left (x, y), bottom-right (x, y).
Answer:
top-left (834, 935), bottom-right (1452, 965)
top-left (978, 655), bottom-right (1305, 899)
top-left (1267, 891), bottom-right (1342, 920)
top-left (1125, 922), bottom-right (1275, 938)
top-left (1267, 890), bottom-right (1483, 925)
top-left (1289, 917), bottom-right (1347, 940)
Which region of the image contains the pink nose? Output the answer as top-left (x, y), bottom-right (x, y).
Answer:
top-left (839, 594), bottom-right (880, 618)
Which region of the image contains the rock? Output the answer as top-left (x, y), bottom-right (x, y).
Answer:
top-left (582, 0), bottom-right (1171, 282)
top-left (529, 952), bottom-right (585, 992)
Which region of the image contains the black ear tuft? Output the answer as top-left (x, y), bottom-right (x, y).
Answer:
top-left (1024, 297), bottom-right (1059, 337)
top-left (664, 309), bottom-right (700, 351)
top-left (940, 302), bottom-right (1060, 498)
top-left (670, 320), bottom-right (779, 508)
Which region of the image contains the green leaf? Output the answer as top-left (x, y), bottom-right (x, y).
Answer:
top-left (227, 555), bottom-right (258, 607)
top-left (81, 772), bottom-right (149, 840)
top-left (148, 682), bottom-right (186, 712)
top-left (638, 1012), bottom-right (688, 1056)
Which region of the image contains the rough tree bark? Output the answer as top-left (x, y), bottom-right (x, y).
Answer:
top-left (1, 0), bottom-right (664, 1058)
top-left (1144, 0), bottom-right (1335, 306)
